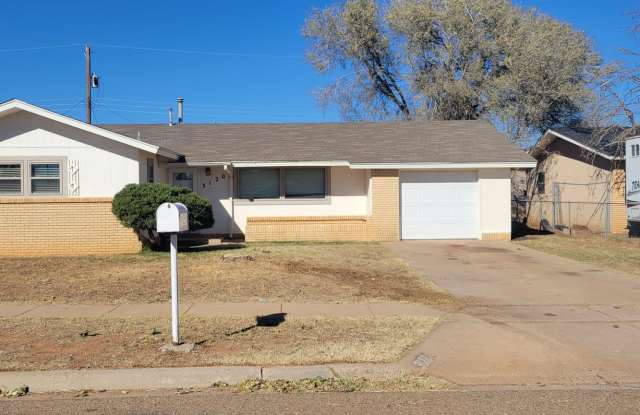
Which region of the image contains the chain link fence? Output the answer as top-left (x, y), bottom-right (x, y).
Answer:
top-left (512, 198), bottom-right (627, 238)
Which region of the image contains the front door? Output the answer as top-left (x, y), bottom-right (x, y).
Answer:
top-left (193, 166), bottom-right (231, 235)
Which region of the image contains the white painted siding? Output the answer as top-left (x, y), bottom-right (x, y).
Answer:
top-left (399, 168), bottom-right (512, 239)
top-left (479, 168), bottom-right (512, 235)
top-left (0, 111), bottom-right (144, 196)
top-left (627, 137), bottom-right (640, 206)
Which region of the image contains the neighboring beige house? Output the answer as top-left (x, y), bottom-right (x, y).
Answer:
top-left (522, 127), bottom-right (626, 235)
top-left (0, 99), bottom-right (534, 256)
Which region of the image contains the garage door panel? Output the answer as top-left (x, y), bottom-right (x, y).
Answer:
top-left (401, 171), bottom-right (479, 240)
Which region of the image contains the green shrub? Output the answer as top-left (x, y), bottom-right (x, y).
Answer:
top-left (112, 183), bottom-right (214, 248)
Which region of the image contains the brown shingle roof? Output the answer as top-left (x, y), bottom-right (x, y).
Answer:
top-left (100, 120), bottom-right (534, 165)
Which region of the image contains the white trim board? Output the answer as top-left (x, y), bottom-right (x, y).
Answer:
top-left (349, 162), bottom-right (536, 169)
top-left (545, 129), bottom-right (624, 161)
top-left (0, 99), bottom-right (181, 160)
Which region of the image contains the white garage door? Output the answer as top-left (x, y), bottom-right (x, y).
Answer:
top-left (401, 171), bottom-right (479, 240)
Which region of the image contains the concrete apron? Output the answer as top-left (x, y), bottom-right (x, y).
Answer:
top-left (389, 240), bottom-right (640, 387)
top-left (0, 364), bottom-right (406, 393)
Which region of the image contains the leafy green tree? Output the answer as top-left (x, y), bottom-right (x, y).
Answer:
top-left (112, 183), bottom-right (214, 249)
top-left (303, 0), bottom-right (603, 142)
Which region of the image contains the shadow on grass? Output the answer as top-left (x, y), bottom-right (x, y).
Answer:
top-left (226, 313), bottom-right (288, 336)
top-left (511, 221), bottom-right (554, 240)
top-left (193, 313), bottom-right (288, 346)
top-left (183, 243), bottom-right (246, 253)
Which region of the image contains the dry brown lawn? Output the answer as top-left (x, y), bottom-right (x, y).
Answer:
top-left (516, 234), bottom-right (640, 277)
top-left (0, 315), bottom-right (437, 371)
top-left (0, 242), bottom-right (452, 305)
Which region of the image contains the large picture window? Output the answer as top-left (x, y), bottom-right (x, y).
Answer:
top-left (237, 167), bottom-right (328, 200)
top-left (238, 168), bottom-right (280, 199)
top-left (284, 168), bottom-right (325, 198)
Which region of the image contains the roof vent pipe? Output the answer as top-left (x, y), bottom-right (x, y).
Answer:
top-left (168, 108), bottom-right (174, 126)
top-left (177, 97), bottom-right (184, 125)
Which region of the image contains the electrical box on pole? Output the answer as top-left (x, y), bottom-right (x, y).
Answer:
top-left (156, 202), bottom-right (189, 345)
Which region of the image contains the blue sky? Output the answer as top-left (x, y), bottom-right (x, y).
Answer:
top-left (1, 0), bottom-right (637, 124)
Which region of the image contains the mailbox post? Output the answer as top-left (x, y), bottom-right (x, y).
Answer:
top-left (156, 202), bottom-right (189, 345)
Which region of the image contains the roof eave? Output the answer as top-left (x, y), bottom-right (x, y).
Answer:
top-left (0, 99), bottom-right (181, 160)
top-left (183, 160), bottom-right (536, 169)
top-left (545, 129), bottom-right (622, 161)
top-left (349, 161), bottom-right (537, 169)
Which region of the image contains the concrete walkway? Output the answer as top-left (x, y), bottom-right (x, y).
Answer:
top-left (0, 302), bottom-right (445, 319)
top-left (0, 363), bottom-right (407, 393)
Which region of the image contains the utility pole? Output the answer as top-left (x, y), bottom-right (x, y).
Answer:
top-left (85, 44), bottom-right (92, 124)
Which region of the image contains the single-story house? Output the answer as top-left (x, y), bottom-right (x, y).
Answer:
top-left (0, 99), bottom-right (534, 256)
top-left (519, 127), bottom-right (627, 235)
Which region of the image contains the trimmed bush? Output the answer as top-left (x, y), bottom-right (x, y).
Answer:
top-left (112, 183), bottom-right (214, 248)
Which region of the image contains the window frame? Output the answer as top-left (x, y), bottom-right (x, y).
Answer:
top-left (172, 170), bottom-right (195, 191)
top-left (237, 167), bottom-right (281, 200)
top-left (0, 160), bottom-right (24, 196)
top-left (283, 167), bottom-right (327, 199)
top-left (28, 161), bottom-right (63, 195)
top-left (147, 158), bottom-right (155, 183)
top-left (0, 158), bottom-right (65, 197)
top-left (235, 167), bottom-right (331, 204)
top-left (536, 172), bottom-right (545, 194)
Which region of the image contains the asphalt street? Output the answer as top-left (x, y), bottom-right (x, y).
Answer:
top-left (2, 387), bottom-right (640, 415)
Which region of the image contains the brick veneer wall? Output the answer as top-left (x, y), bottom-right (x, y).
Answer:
top-left (481, 233), bottom-right (511, 241)
top-left (610, 169), bottom-right (627, 234)
top-left (0, 197), bottom-right (141, 257)
top-left (245, 169), bottom-right (401, 241)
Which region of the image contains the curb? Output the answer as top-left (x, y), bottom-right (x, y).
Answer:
top-left (0, 364), bottom-right (408, 393)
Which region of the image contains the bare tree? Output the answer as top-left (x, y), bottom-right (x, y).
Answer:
top-left (303, 0), bottom-right (411, 120)
top-left (304, 0), bottom-right (603, 143)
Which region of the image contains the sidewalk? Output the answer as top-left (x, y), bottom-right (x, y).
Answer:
top-left (0, 302), bottom-right (446, 319)
top-left (0, 363), bottom-right (408, 393)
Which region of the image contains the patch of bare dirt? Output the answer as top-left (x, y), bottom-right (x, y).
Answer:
top-left (0, 243), bottom-right (454, 305)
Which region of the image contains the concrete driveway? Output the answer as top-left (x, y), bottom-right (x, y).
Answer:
top-left (387, 240), bottom-right (640, 386)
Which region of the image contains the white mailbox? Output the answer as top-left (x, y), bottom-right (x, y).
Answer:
top-left (156, 202), bottom-right (189, 233)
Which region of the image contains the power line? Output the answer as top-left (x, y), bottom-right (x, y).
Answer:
top-left (92, 43), bottom-right (300, 59)
top-left (61, 99), bottom-right (86, 116)
top-left (0, 44), bottom-right (83, 53)
top-left (93, 101), bottom-right (135, 123)
top-left (95, 98), bottom-right (313, 114)
top-left (29, 97), bottom-right (82, 103)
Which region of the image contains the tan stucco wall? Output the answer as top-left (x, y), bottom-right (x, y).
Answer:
top-left (0, 197), bottom-right (141, 257)
top-left (245, 169), bottom-right (399, 241)
top-left (527, 152), bottom-right (626, 234)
